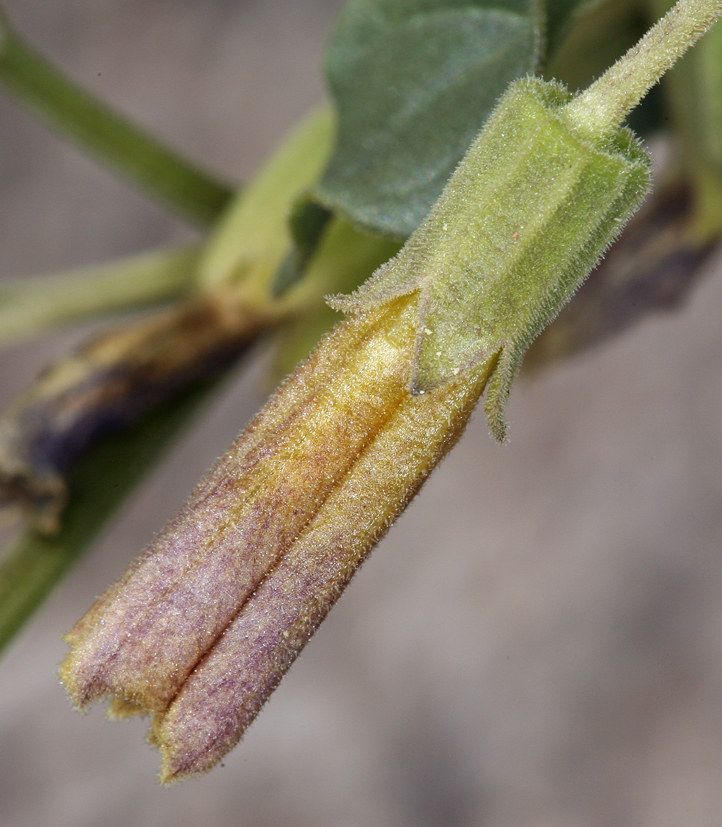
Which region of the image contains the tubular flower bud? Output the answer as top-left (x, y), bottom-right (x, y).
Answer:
top-left (61, 294), bottom-right (495, 783)
top-left (61, 0), bottom-right (722, 782)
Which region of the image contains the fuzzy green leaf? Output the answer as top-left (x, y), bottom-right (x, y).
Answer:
top-left (315, 0), bottom-right (542, 238)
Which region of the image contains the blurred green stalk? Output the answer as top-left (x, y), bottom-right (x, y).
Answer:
top-left (0, 245), bottom-right (200, 349)
top-left (0, 10), bottom-right (234, 226)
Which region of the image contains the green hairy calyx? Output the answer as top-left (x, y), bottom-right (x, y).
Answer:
top-left (331, 0), bottom-right (722, 441)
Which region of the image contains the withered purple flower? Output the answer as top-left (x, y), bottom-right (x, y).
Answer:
top-left (61, 0), bottom-right (722, 781)
top-left (61, 293), bottom-right (494, 783)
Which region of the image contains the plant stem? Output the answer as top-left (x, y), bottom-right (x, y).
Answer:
top-left (0, 13), bottom-right (234, 227)
top-left (0, 245), bottom-right (200, 349)
top-left (198, 105), bottom-right (334, 299)
top-left (565, 0), bottom-right (722, 138)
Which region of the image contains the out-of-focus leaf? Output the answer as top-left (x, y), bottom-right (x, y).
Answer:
top-left (315, 0), bottom-right (542, 238)
top-left (650, 0), bottom-right (722, 240)
top-left (272, 199), bottom-right (333, 297)
top-left (544, 0), bottom-right (645, 93)
top-left (0, 375), bottom-right (224, 655)
top-left (198, 106), bottom-right (334, 296)
top-left (544, 0), bottom-right (604, 55)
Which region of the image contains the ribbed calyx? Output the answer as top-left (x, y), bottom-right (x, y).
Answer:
top-left (331, 77), bottom-right (652, 440)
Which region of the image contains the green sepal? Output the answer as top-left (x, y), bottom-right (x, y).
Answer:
top-left (330, 77), bottom-right (651, 440)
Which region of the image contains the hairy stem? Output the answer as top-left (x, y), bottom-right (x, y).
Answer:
top-left (565, 0), bottom-right (722, 137)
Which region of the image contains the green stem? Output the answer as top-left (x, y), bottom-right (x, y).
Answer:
top-left (0, 14), bottom-right (234, 227)
top-left (198, 105), bottom-right (334, 301)
top-left (0, 245), bottom-right (200, 349)
top-left (565, 0), bottom-right (722, 138)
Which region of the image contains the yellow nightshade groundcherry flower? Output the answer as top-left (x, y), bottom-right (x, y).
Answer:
top-left (61, 0), bottom-right (722, 783)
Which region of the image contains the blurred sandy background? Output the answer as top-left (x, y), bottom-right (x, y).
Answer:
top-left (2, 2), bottom-right (722, 825)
